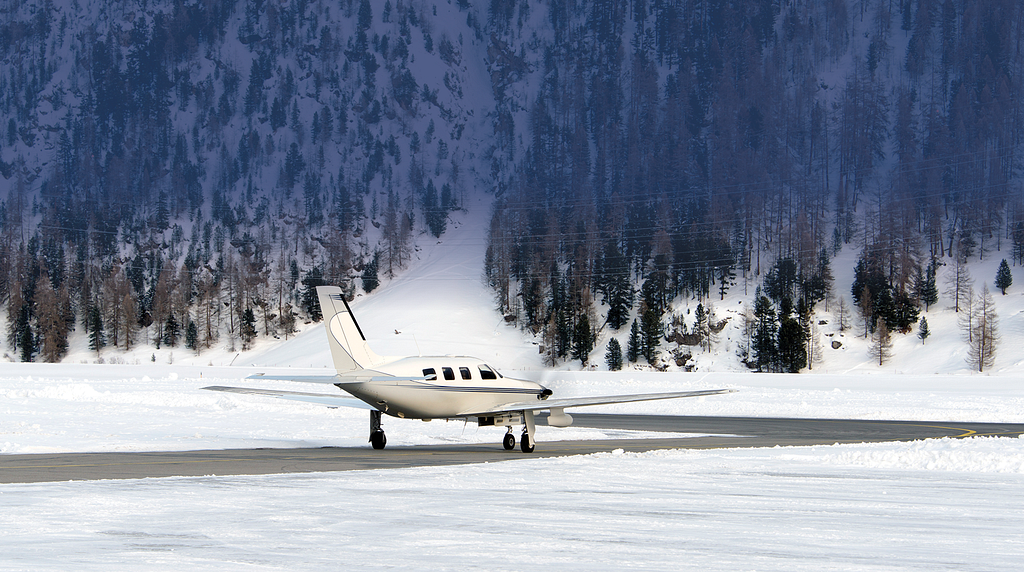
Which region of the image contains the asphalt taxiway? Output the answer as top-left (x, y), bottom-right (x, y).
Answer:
top-left (3, 414), bottom-right (1023, 483)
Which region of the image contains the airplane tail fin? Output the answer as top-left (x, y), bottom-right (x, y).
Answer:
top-left (316, 286), bottom-right (386, 373)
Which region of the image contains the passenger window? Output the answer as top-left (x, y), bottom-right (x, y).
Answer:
top-left (459, 367), bottom-right (472, 380)
top-left (442, 367), bottom-right (455, 381)
top-left (478, 365), bottom-right (497, 380)
top-left (422, 368), bottom-right (437, 381)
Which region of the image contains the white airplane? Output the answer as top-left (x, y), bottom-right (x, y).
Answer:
top-left (205, 286), bottom-right (735, 452)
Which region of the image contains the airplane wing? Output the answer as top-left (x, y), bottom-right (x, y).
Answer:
top-left (466, 388), bottom-right (737, 416)
top-left (203, 385), bottom-right (375, 409)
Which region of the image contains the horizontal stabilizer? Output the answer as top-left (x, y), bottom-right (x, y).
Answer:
top-left (246, 373), bottom-right (432, 384)
top-left (203, 385), bottom-right (375, 409)
top-left (467, 388), bottom-right (736, 416)
top-left (246, 373), bottom-right (344, 384)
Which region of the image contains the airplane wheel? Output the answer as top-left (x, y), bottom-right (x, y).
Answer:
top-left (370, 430), bottom-right (387, 450)
top-left (502, 432), bottom-right (516, 450)
top-left (520, 434), bottom-right (535, 453)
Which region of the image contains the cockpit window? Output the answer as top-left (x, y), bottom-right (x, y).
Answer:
top-left (422, 368), bottom-right (437, 381)
top-left (478, 365), bottom-right (497, 380)
top-left (459, 367), bottom-right (472, 380)
top-left (442, 367), bottom-right (455, 381)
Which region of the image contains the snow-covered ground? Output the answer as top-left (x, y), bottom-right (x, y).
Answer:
top-left (3, 363), bottom-right (1024, 455)
top-left (2, 435), bottom-right (1022, 571)
top-left (3, 331), bottom-right (1024, 571)
top-left (3, 200), bottom-right (1024, 570)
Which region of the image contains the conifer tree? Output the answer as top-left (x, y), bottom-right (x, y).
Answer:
top-left (520, 277), bottom-right (542, 329)
top-left (605, 338), bottom-right (623, 371)
top-left (88, 304), bottom-right (106, 355)
top-left (600, 240), bottom-right (633, 330)
top-left (15, 304), bottom-right (35, 363)
top-left (752, 294), bottom-right (777, 372)
top-left (917, 316), bottom-right (930, 344)
top-left (19, 323), bottom-right (35, 362)
top-left (8, 288), bottom-right (31, 359)
top-left (627, 319), bottom-right (641, 363)
top-left (300, 267), bottom-right (326, 321)
top-left (571, 314), bottom-right (594, 365)
top-left (423, 179), bottom-right (446, 237)
top-left (995, 259), bottom-right (1012, 295)
top-left (694, 303), bottom-right (710, 351)
top-left (640, 306), bottom-right (662, 364)
top-left (919, 263), bottom-right (939, 310)
top-left (776, 298), bottom-right (807, 373)
top-left (777, 317), bottom-right (805, 372)
top-left (717, 264), bottom-right (735, 301)
top-left (362, 252), bottom-right (380, 293)
top-left (240, 307), bottom-right (257, 350)
top-left (185, 320), bottom-right (199, 353)
top-left (163, 313), bottom-right (180, 347)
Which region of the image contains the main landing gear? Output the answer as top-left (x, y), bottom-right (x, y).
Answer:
top-left (500, 426), bottom-right (534, 452)
top-left (519, 410), bottom-right (536, 453)
top-left (520, 428), bottom-right (535, 453)
top-left (370, 410), bottom-right (387, 450)
top-left (501, 411), bottom-right (536, 452)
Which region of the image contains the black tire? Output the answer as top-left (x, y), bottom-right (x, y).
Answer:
top-left (520, 434), bottom-right (535, 453)
top-left (502, 432), bottom-right (516, 450)
top-left (370, 430), bottom-right (387, 450)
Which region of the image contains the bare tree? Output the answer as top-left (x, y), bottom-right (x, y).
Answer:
top-left (957, 284), bottom-right (976, 343)
top-left (195, 269), bottom-right (220, 350)
top-left (150, 267), bottom-right (176, 347)
top-left (967, 285), bottom-right (999, 372)
top-left (835, 296), bottom-right (851, 331)
top-left (944, 255), bottom-right (973, 312)
top-left (35, 276), bottom-right (68, 362)
top-left (806, 320), bottom-right (824, 370)
top-left (869, 317), bottom-right (892, 366)
top-left (382, 189), bottom-right (410, 277)
top-left (102, 266), bottom-right (137, 351)
top-left (859, 285), bottom-right (873, 338)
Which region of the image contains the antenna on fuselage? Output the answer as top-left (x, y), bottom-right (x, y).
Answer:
top-left (411, 333), bottom-right (422, 357)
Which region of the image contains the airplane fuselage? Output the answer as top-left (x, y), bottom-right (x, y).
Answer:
top-left (340, 356), bottom-right (549, 420)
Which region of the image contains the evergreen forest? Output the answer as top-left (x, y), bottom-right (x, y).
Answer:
top-left (1, 0), bottom-right (1022, 369)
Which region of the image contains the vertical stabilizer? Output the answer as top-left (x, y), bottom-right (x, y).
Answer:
top-left (316, 286), bottom-right (386, 372)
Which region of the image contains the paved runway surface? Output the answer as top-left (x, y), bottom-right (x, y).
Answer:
top-left (4, 414), bottom-right (1023, 483)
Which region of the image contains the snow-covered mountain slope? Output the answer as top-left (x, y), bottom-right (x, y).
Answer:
top-left (245, 192), bottom-right (548, 370)
top-left (27, 177), bottom-right (1016, 378)
top-left (2, 0), bottom-right (1022, 378)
